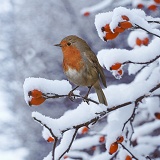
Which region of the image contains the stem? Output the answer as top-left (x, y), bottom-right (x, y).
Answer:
top-left (59, 129), bottom-right (78, 160)
top-left (120, 143), bottom-right (138, 160)
top-left (134, 24), bottom-right (160, 38)
top-left (52, 137), bottom-right (58, 160)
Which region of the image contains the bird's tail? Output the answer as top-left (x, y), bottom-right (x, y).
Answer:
top-left (93, 81), bottom-right (108, 106)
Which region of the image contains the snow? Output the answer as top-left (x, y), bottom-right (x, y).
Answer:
top-left (90, 151), bottom-right (113, 160)
top-left (94, 12), bottom-right (113, 38)
top-left (71, 135), bottom-right (101, 150)
top-left (32, 102), bottom-right (107, 138)
top-left (23, 77), bottom-right (72, 105)
top-left (137, 135), bottom-right (160, 146)
top-left (128, 30), bottom-right (148, 48)
top-left (134, 144), bottom-right (155, 155)
top-left (132, 120), bottom-right (160, 140)
top-left (95, 7), bottom-right (160, 41)
top-left (55, 129), bottom-right (76, 159)
top-left (66, 151), bottom-right (91, 160)
top-left (42, 127), bottom-right (53, 141)
top-left (97, 37), bottom-right (160, 74)
top-left (146, 97), bottom-right (160, 118)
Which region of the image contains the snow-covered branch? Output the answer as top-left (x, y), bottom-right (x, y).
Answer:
top-left (31, 81), bottom-right (160, 159)
top-left (95, 7), bottom-right (160, 41)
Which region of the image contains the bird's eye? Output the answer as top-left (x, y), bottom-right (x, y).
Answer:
top-left (67, 42), bottom-right (71, 46)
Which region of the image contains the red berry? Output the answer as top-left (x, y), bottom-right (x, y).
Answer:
top-left (125, 155), bottom-right (132, 160)
top-left (29, 97), bottom-right (46, 106)
top-left (63, 155), bottom-right (68, 159)
top-left (83, 12), bottom-right (90, 16)
top-left (47, 137), bottom-right (54, 143)
top-left (121, 15), bottom-right (129, 21)
top-left (148, 4), bottom-right (157, 11)
top-left (154, 0), bottom-right (160, 3)
top-left (116, 136), bottom-right (124, 143)
top-left (99, 136), bottom-right (105, 143)
top-left (81, 126), bottom-right (88, 134)
top-left (28, 89), bottom-right (42, 98)
top-left (117, 69), bottom-right (123, 75)
top-left (137, 3), bottom-right (144, 9)
top-left (109, 142), bottom-right (118, 155)
top-left (110, 63), bottom-right (122, 70)
top-left (119, 21), bottom-right (132, 29)
top-left (136, 38), bottom-right (142, 46)
top-left (101, 24), bottom-right (111, 33)
top-left (155, 112), bottom-right (160, 119)
top-left (142, 38), bottom-right (149, 46)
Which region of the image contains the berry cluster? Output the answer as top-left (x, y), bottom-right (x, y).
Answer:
top-left (101, 15), bottom-right (132, 41)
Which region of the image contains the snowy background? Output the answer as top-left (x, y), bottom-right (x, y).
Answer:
top-left (0, 0), bottom-right (160, 160)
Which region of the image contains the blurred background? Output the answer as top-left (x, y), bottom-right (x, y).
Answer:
top-left (0, 0), bottom-right (159, 160)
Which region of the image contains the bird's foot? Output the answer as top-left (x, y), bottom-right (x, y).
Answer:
top-left (83, 94), bottom-right (90, 105)
top-left (68, 91), bottom-right (75, 101)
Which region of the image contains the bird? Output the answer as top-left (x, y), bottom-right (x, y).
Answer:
top-left (54, 35), bottom-right (107, 106)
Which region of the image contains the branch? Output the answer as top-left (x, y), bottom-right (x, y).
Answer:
top-left (34, 83), bottom-right (160, 136)
top-left (147, 20), bottom-right (160, 25)
top-left (43, 93), bottom-right (99, 105)
top-left (107, 83), bottom-right (160, 113)
top-left (146, 156), bottom-right (152, 160)
top-left (122, 104), bottom-right (137, 131)
top-left (120, 143), bottom-right (138, 160)
top-left (33, 117), bottom-right (58, 160)
top-left (33, 117), bottom-right (56, 138)
top-left (59, 129), bottom-right (78, 160)
top-left (33, 83), bottom-right (160, 160)
top-left (62, 116), bottom-right (99, 133)
top-left (123, 55), bottom-right (160, 65)
top-left (52, 137), bottom-right (58, 160)
top-left (134, 24), bottom-right (160, 38)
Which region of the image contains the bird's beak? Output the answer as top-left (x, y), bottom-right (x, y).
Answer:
top-left (54, 43), bottom-right (62, 47)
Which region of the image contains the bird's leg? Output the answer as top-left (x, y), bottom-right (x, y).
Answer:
top-left (83, 86), bottom-right (92, 104)
top-left (68, 86), bottom-right (79, 101)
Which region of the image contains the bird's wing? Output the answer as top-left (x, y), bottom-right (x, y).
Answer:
top-left (83, 50), bottom-right (107, 88)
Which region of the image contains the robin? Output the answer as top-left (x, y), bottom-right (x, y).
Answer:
top-left (54, 35), bottom-right (107, 106)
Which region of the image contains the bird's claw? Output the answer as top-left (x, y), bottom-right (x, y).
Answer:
top-left (83, 96), bottom-right (90, 105)
top-left (68, 91), bottom-right (75, 102)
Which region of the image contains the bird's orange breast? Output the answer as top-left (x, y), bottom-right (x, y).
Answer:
top-left (62, 45), bottom-right (84, 72)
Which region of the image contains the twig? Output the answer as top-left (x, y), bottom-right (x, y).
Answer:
top-left (62, 116), bottom-right (99, 133)
top-left (52, 137), bottom-right (58, 160)
top-left (43, 93), bottom-right (99, 105)
top-left (129, 121), bottom-right (134, 145)
top-left (123, 55), bottom-right (160, 65)
top-left (146, 156), bottom-right (152, 160)
top-left (59, 129), bottom-right (78, 160)
top-left (33, 117), bottom-right (56, 138)
top-left (120, 143), bottom-right (138, 160)
top-left (122, 105), bottom-right (137, 131)
top-left (33, 117), bottom-right (58, 160)
top-left (147, 20), bottom-right (160, 24)
top-left (134, 24), bottom-right (160, 38)
top-left (107, 83), bottom-right (160, 113)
